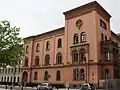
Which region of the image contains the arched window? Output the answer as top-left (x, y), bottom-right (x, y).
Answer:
top-left (72, 50), bottom-right (78, 63)
top-left (17, 77), bottom-right (20, 82)
top-left (14, 76), bottom-right (16, 83)
top-left (80, 48), bottom-right (86, 62)
top-left (105, 69), bottom-right (110, 79)
top-left (36, 43), bottom-right (40, 52)
top-left (105, 49), bottom-right (110, 60)
top-left (11, 68), bottom-right (13, 73)
top-left (73, 34), bottom-right (78, 44)
top-left (7, 76), bottom-right (9, 82)
top-left (14, 67), bottom-right (17, 73)
top-left (8, 68), bottom-right (10, 73)
top-left (73, 68), bottom-right (79, 80)
top-left (4, 76), bottom-right (6, 82)
top-left (80, 69), bottom-right (84, 80)
top-left (1, 76), bottom-right (3, 82)
top-left (45, 54), bottom-right (50, 65)
top-left (56, 70), bottom-right (61, 81)
top-left (35, 56), bottom-right (39, 66)
top-left (58, 38), bottom-right (62, 48)
top-left (10, 76), bottom-right (12, 82)
top-left (81, 32), bottom-right (86, 42)
top-left (34, 71), bottom-right (38, 80)
top-left (22, 71), bottom-right (28, 82)
top-left (24, 57), bottom-right (28, 66)
top-left (26, 45), bottom-right (29, 53)
top-left (44, 71), bottom-right (49, 80)
top-left (56, 52), bottom-right (62, 64)
top-left (46, 41), bottom-right (50, 50)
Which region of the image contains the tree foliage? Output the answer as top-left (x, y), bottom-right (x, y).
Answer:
top-left (0, 20), bottom-right (24, 67)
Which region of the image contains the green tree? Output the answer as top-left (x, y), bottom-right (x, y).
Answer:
top-left (0, 20), bottom-right (24, 67)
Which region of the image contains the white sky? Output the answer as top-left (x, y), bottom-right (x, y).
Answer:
top-left (0, 0), bottom-right (119, 38)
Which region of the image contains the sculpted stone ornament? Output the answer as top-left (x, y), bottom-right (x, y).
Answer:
top-left (76, 19), bottom-right (83, 29)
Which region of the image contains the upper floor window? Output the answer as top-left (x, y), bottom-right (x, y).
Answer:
top-left (36, 43), bottom-right (40, 52)
top-left (24, 57), bottom-right (28, 66)
top-left (56, 52), bottom-right (62, 64)
top-left (8, 68), bottom-right (10, 73)
top-left (14, 67), bottom-right (17, 73)
top-left (100, 19), bottom-right (107, 30)
top-left (80, 69), bottom-right (84, 80)
top-left (81, 32), bottom-right (86, 42)
top-left (26, 45), bottom-right (29, 53)
top-left (56, 70), bottom-right (61, 81)
top-left (105, 50), bottom-right (110, 60)
top-left (35, 56), bottom-right (39, 66)
top-left (58, 38), bottom-right (62, 48)
top-left (80, 48), bottom-right (86, 62)
top-left (46, 41), bottom-right (50, 50)
top-left (34, 71), bottom-right (38, 80)
top-left (73, 68), bottom-right (79, 81)
top-left (45, 54), bottom-right (50, 65)
top-left (101, 33), bottom-right (104, 41)
top-left (72, 50), bottom-right (78, 63)
top-left (73, 34), bottom-right (78, 44)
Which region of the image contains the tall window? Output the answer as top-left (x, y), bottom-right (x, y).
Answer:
top-left (7, 77), bottom-right (9, 82)
top-left (73, 34), bottom-right (78, 44)
top-left (26, 45), bottom-right (29, 53)
top-left (56, 70), bottom-right (61, 81)
top-left (80, 48), bottom-right (86, 62)
top-left (72, 50), bottom-right (78, 63)
top-left (58, 38), bottom-right (62, 48)
top-left (46, 41), bottom-right (50, 50)
top-left (105, 69), bottom-right (110, 79)
top-left (105, 50), bottom-right (110, 60)
top-left (17, 77), bottom-right (20, 82)
top-left (34, 71), bottom-right (38, 80)
top-left (56, 52), bottom-right (62, 64)
top-left (81, 32), bottom-right (86, 42)
top-left (45, 54), bottom-right (50, 65)
top-left (24, 57), bottom-right (28, 66)
top-left (14, 77), bottom-right (16, 83)
top-left (44, 71), bottom-right (49, 80)
top-left (35, 56), bottom-right (39, 66)
top-left (80, 69), bottom-right (84, 80)
top-left (14, 67), bottom-right (17, 73)
top-left (100, 19), bottom-right (107, 30)
top-left (36, 43), bottom-right (40, 52)
top-left (8, 68), bottom-right (10, 73)
top-left (4, 76), bottom-right (6, 82)
top-left (11, 68), bottom-right (13, 73)
top-left (105, 35), bottom-right (107, 41)
top-left (1, 76), bottom-right (3, 82)
top-left (73, 68), bottom-right (79, 80)
top-left (10, 77), bottom-right (12, 82)
top-left (101, 33), bottom-right (104, 41)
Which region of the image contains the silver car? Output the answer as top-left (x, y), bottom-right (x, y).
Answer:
top-left (79, 83), bottom-right (96, 90)
top-left (37, 83), bottom-right (53, 90)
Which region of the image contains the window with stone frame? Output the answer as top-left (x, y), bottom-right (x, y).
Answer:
top-left (73, 68), bottom-right (79, 81)
top-left (24, 57), bottom-right (28, 66)
top-left (56, 52), bottom-right (62, 64)
top-left (73, 33), bottom-right (79, 44)
top-left (58, 38), bottom-right (62, 48)
top-left (35, 56), bottom-right (39, 66)
top-left (81, 32), bottom-right (86, 42)
top-left (44, 71), bottom-right (49, 80)
top-left (36, 43), bottom-right (40, 52)
top-left (56, 70), bottom-right (61, 81)
top-left (72, 50), bottom-right (78, 63)
top-left (45, 54), bottom-right (50, 65)
top-left (26, 45), bottom-right (29, 53)
top-left (80, 69), bottom-right (84, 80)
top-left (80, 48), bottom-right (86, 62)
top-left (105, 49), bottom-right (110, 60)
top-left (34, 71), bottom-right (38, 80)
top-left (46, 41), bottom-right (50, 50)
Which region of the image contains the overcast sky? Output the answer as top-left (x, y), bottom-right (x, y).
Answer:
top-left (0, 0), bottom-right (119, 38)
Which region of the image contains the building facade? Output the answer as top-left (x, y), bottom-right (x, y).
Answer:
top-left (0, 66), bottom-right (21, 84)
top-left (22, 1), bottom-right (120, 86)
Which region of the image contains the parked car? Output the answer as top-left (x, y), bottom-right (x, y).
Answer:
top-left (79, 83), bottom-right (96, 90)
top-left (37, 83), bottom-right (53, 90)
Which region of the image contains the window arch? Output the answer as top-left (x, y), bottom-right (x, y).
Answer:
top-left (45, 54), bottom-right (50, 65)
top-left (80, 69), bottom-right (84, 80)
top-left (44, 71), bottom-right (49, 80)
top-left (73, 68), bottom-right (79, 80)
top-left (81, 32), bottom-right (86, 42)
top-left (80, 48), bottom-right (86, 62)
top-left (24, 57), bottom-right (28, 66)
top-left (72, 50), bottom-right (78, 63)
top-left (26, 45), bottom-right (29, 53)
top-left (58, 38), bottom-right (62, 48)
top-left (34, 71), bottom-right (38, 80)
top-left (73, 34), bottom-right (78, 44)
top-left (46, 41), bottom-right (50, 50)
top-left (56, 70), bottom-right (61, 81)
top-left (35, 56), bottom-right (39, 66)
top-left (105, 69), bottom-right (110, 79)
top-left (56, 52), bottom-right (62, 64)
top-left (36, 43), bottom-right (40, 52)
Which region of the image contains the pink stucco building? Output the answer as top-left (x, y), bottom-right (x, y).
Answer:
top-left (22, 1), bottom-right (120, 87)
